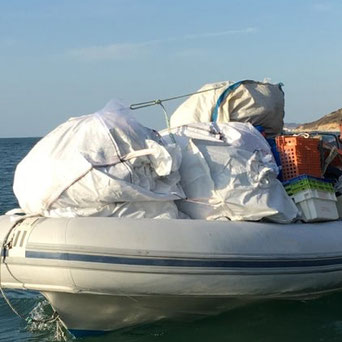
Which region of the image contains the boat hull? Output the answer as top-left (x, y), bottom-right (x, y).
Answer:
top-left (1, 215), bottom-right (342, 333)
top-left (43, 292), bottom-right (253, 333)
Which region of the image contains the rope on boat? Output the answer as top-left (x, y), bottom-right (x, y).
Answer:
top-left (129, 85), bottom-right (225, 111)
top-left (0, 213), bottom-right (66, 337)
top-left (130, 84), bottom-right (225, 142)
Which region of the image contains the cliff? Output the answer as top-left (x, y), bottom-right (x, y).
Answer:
top-left (295, 108), bottom-right (342, 132)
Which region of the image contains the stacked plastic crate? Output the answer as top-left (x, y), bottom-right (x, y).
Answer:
top-left (276, 136), bottom-right (338, 222)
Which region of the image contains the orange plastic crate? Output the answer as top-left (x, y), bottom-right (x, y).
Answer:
top-left (275, 136), bottom-right (322, 181)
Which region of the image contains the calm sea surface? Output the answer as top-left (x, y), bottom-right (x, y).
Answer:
top-left (1, 138), bottom-right (342, 341)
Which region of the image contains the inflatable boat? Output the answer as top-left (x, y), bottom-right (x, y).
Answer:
top-left (1, 214), bottom-right (342, 336)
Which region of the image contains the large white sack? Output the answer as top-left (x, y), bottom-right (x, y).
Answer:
top-left (161, 122), bottom-right (298, 223)
top-left (13, 100), bottom-right (184, 218)
top-left (170, 80), bottom-right (284, 137)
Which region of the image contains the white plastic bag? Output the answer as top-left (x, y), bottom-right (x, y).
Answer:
top-left (14, 100), bottom-right (185, 218)
top-left (161, 122), bottom-right (298, 223)
top-left (170, 80), bottom-right (284, 137)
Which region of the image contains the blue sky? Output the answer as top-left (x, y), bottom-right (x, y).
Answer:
top-left (1, 0), bottom-right (342, 137)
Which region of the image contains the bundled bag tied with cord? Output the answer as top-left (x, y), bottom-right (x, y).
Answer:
top-left (170, 80), bottom-right (284, 137)
top-left (160, 122), bottom-right (298, 223)
top-left (13, 100), bottom-right (185, 218)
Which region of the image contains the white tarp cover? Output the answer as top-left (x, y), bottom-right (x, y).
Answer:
top-left (13, 100), bottom-right (184, 218)
top-left (170, 80), bottom-right (285, 137)
top-left (161, 122), bottom-right (298, 223)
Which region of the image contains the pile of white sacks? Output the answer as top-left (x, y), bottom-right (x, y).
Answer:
top-left (14, 81), bottom-right (299, 223)
top-left (160, 123), bottom-right (298, 223)
top-left (14, 100), bottom-right (184, 219)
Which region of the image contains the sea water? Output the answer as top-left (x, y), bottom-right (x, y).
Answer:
top-left (1, 138), bottom-right (342, 341)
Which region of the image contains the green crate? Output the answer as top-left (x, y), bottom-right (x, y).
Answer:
top-left (284, 177), bottom-right (334, 196)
